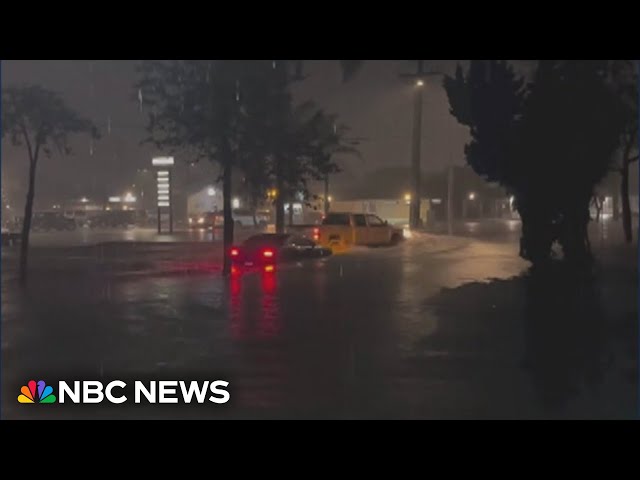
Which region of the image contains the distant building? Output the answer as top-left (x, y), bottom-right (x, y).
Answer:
top-left (187, 186), bottom-right (223, 216)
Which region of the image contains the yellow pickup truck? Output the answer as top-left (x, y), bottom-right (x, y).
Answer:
top-left (315, 212), bottom-right (404, 250)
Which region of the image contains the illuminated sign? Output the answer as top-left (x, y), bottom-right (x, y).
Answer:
top-left (152, 157), bottom-right (175, 166)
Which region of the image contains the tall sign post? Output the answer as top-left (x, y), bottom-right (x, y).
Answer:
top-left (152, 156), bottom-right (175, 234)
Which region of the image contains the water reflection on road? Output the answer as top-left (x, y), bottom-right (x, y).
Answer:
top-left (1, 233), bottom-right (636, 419)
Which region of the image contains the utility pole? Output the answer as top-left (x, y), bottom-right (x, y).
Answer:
top-left (447, 164), bottom-right (454, 235)
top-left (410, 69), bottom-right (424, 229)
top-left (400, 61), bottom-right (444, 229)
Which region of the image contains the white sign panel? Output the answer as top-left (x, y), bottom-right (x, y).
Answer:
top-left (152, 157), bottom-right (175, 166)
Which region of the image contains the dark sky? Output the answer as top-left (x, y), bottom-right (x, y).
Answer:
top-left (1, 60), bottom-right (471, 209)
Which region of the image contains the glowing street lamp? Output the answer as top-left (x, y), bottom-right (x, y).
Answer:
top-left (468, 192), bottom-right (476, 201)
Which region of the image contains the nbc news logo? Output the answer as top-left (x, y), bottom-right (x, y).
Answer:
top-left (18, 379), bottom-right (230, 404)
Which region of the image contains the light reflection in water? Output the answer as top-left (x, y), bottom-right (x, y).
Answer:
top-left (259, 269), bottom-right (281, 338)
top-left (229, 268), bottom-right (246, 339)
top-left (229, 268), bottom-right (281, 340)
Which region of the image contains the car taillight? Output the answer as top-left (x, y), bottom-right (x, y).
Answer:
top-left (262, 249), bottom-right (274, 258)
top-left (230, 248), bottom-right (239, 257)
top-left (313, 227), bottom-right (319, 241)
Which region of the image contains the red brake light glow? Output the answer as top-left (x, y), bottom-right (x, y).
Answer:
top-left (230, 248), bottom-right (239, 257)
top-left (262, 249), bottom-right (274, 258)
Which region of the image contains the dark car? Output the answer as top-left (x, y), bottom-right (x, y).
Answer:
top-left (230, 233), bottom-right (332, 271)
top-left (31, 212), bottom-right (77, 232)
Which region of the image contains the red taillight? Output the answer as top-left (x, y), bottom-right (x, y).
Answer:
top-left (230, 248), bottom-right (239, 257)
top-left (262, 249), bottom-right (274, 258)
top-left (313, 227), bottom-right (319, 241)
top-left (264, 264), bottom-right (275, 273)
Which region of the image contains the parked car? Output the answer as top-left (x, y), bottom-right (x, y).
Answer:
top-left (31, 212), bottom-right (77, 232)
top-left (1, 226), bottom-right (21, 246)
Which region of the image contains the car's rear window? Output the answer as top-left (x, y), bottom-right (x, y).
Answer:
top-left (242, 234), bottom-right (289, 248)
top-left (322, 213), bottom-right (350, 226)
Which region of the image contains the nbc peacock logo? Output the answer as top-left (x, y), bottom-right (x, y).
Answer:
top-left (18, 380), bottom-right (57, 404)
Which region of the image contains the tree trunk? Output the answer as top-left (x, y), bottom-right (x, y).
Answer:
top-left (288, 198), bottom-right (294, 227)
top-left (558, 196), bottom-right (592, 265)
top-left (612, 187), bottom-right (620, 221)
top-left (19, 160), bottom-right (38, 285)
top-left (517, 195), bottom-right (554, 266)
top-left (222, 160), bottom-right (234, 276)
top-left (323, 174), bottom-right (330, 215)
top-left (621, 156), bottom-right (632, 243)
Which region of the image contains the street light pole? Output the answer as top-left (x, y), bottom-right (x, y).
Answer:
top-left (410, 80), bottom-right (424, 229)
top-left (400, 62), bottom-right (444, 230)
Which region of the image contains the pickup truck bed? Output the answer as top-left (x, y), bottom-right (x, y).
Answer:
top-left (316, 212), bottom-right (404, 250)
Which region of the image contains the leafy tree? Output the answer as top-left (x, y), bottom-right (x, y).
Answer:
top-left (307, 111), bottom-right (361, 214)
top-left (443, 61), bottom-right (527, 187)
top-left (1, 85), bottom-right (98, 284)
top-left (518, 61), bottom-right (627, 263)
top-left (137, 60), bottom-right (265, 275)
top-left (611, 60), bottom-right (638, 243)
top-left (444, 60), bottom-right (627, 265)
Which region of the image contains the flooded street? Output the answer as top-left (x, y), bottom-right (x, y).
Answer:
top-left (2, 228), bottom-right (636, 419)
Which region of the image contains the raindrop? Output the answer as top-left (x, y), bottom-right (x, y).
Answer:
top-left (89, 138), bottom-right (94, 156)
top-left (235, 80), bottom-right (240, 102)
top-left (138, 88), bottom-right (143, 112)
top-left (272, 60), bottom-right (276, 69)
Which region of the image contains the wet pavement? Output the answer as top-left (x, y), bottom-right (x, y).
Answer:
top-left (25, 226), bottom-right (262, 247)
top-left (1, 227), bottom-right (637, 419)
